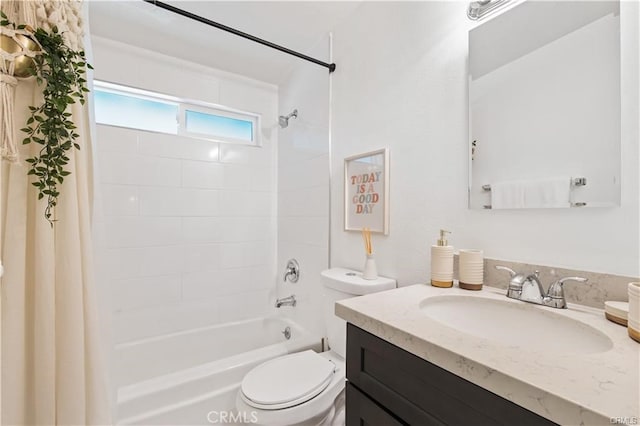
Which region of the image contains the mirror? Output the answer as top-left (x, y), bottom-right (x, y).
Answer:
top-left (468, 1), bottom-right (620, 209)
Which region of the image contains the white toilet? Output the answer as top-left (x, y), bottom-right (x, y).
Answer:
top-left (236, 268), bottom-right (396, 426)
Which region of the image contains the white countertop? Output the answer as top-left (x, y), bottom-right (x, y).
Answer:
top-left (336, 284), bottom-right (640, 425)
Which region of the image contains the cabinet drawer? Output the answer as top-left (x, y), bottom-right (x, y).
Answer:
top-left (346, 382), bottom-right (405, 426)
top-left (346, 324), bottom-right (556, 426)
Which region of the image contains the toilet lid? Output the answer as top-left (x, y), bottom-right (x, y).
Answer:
top-left (241, 350), bottom-right (336, 410)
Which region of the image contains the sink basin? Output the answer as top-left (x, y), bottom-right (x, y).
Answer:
top-left (420, 295), bottom-right (613, 354)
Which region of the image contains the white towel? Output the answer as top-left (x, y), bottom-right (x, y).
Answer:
top-left (492, 177), bottom-right (571, 209)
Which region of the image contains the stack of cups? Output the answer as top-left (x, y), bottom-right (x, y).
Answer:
top-left (628, 282), bottom-right (640, 343)
top-left (459, 249), bottom-right (484, 290)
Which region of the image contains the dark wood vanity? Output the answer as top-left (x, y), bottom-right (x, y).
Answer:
top-left (345, 324), bottom-right (557, 425)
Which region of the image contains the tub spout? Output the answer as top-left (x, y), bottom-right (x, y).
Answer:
top-left (275, 295), bottom-right (297, 308)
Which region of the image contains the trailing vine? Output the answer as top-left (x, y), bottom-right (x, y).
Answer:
top-left (1, 12), bottom-right (92, 225)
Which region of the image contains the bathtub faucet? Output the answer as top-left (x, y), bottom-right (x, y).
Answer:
top-left (275, 295), bottom-right (297, 308)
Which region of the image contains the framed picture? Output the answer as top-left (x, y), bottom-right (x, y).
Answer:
top-left (344, 148), bottom-right (389, 234)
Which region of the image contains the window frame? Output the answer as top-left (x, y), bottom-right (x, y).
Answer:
top-left (178, 103), bottom-right (258, 145)
top-left (93, 80), bottom-right (261, 146)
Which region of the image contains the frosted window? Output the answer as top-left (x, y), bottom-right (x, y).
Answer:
top-left (185, 110), bottom-right (253, 142)
top-left (93, 81), bottom-right (259, 145)
top-left (94, 90), bottom-right (178, 134)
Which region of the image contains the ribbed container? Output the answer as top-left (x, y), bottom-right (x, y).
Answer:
top-left (628, 282), bottom-right (640, 343)
top-left (431, 245), bottom-right (454, 288)
top-left (459, 249), bottom-right (484, 291)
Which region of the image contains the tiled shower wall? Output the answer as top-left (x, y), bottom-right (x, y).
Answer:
top-left (92, 37), bottom-right (278, 344)
top-left (277, 36), bottom-right (331, 339)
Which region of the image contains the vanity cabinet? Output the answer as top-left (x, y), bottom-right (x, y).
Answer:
top-left (345, 324), bottom-right (557, 426)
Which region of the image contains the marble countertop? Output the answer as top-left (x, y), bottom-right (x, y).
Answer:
top-left (336, 284), bottom-right (639, 425)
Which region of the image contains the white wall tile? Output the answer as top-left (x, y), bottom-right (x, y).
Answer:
top-left (217, 217), bottom-right (273, 242)
top-left (182, 161), bottom-right (224, 189)
top-left (181, 270), bottom-right (225, 300)
top-left (219, 191), bottom-right (272, 217)
top-left (182, 266), bottom-right (272, 301)
top-left (182, 217), bottom-right (222, 243)
top-left (250, 166), bottom-right (274, 192)
top-left (99, 152), bottom-right (181, 187)
top-left (217, 290), bottom-right (271, 324)
top-left (139, 187), bottom-right (183, 216)
top-left (103, 246), bottom-right (184, 280)
top-left (102, 216), bottom-right (181, 248)
top-left (96, 125), bottom-right (138, 153)
top-left (113, 299), bottom-right (220, 343)
top-left (100, 184), bottom-right (139, 216)
top-left (279, 217), bottom-right (328, 247)
top-left (138, 132), bottom-right (221, 163)
top-left (179, 139), bottom-right (220, 162)
top-left (183, 244), bottom-right (221, 273)
top-left (180, 189), bottom-right (220, 216)
top-left (219, 143), bottom-right (272, 166)
top-left (137, 156), bottom-right (182, 187)
top-left (111, 274), bottom-right (181, 312)
top-left (222, 164), bottom-right (252, 191)
top-left (279, 185), bottom-right (329, 218)
top-left (218, 242), bottom-right (271, 269)
top-left (278, 154), bottom-right (329, 192)
top-left (99, 152), bottom-right (139, 185)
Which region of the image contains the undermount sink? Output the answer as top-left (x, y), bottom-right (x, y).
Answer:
top-left (420, 295), bottom-right (613, 354)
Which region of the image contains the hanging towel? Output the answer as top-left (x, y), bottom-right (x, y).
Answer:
top-left (492, 177), bottom-right (571, 209)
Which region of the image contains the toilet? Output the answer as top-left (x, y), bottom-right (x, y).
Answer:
top-left (236, 268), bottom-right (396, 426)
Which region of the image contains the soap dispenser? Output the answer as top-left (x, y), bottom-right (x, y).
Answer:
top-left (431, 229), bottom-right (454, 288)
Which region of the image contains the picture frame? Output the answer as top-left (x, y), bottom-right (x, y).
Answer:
top-left (344, 148), bottom-right (389, 234)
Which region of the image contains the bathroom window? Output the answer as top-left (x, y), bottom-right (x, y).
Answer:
top-left (182, 106), bottom-right (254, 143)
top-left (93, 81), bottom-right (260, 145)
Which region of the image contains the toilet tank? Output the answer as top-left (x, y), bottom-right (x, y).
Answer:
top-left (321, 268), bottom-right (396, 358)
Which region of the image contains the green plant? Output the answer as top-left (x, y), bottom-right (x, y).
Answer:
top-left (1, 12), bottom-right (92, 225)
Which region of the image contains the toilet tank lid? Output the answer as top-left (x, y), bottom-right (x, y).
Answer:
top-left (321, 268), bottom-right (396, 295)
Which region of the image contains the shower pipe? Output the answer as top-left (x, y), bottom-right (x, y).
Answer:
top-left (142, 0), bottom-right (337, 73)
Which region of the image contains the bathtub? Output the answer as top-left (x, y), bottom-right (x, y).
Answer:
top-left (116, 316), bottom-right (320, 425)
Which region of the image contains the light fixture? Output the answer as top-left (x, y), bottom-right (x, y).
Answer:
top-left (467, 0), bottom-right (511, 21)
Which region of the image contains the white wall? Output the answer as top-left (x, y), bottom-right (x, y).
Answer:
top-left (330, 1), bottom-right (639, 283)
top-left (277, 36), bottom-right (331, 339)
top-left (91, 37), bottom-right (279, 344)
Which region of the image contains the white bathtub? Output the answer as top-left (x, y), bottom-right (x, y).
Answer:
top-left (116, 316), bottom-right (320, 425)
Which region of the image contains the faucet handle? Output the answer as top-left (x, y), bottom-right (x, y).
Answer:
top-left (495, 265), bottom-right (526, 298)
top-left (495, 265), bottom-right (517, 277)
top-left (557, 276), bottom-right (588, 286)
top-left (546, 276), bottom-right (588, 308)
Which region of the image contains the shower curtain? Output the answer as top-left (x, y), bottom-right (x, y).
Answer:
top-left (0, 1), bottom-right (110, 424)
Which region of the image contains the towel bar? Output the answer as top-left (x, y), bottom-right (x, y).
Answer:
top-left (483, 202), bottom-right (587, 209)
top-left (482, 177), bottom-right (587, 191)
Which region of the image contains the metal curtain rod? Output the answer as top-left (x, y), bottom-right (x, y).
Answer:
top-left (142, 0), bottom-right (336, 73)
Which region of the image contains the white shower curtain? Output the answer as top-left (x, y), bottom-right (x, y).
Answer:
top-left (1, 1), bottom-right (111, 424)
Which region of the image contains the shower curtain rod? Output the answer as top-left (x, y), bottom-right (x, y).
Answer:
top-left (142, 0), bottom-right (337, 73)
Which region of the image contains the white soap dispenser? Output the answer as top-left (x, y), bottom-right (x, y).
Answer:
top-left (431, 229), bottom-right (454, 288)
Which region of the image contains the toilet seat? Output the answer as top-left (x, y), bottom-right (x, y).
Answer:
top-left (241, 350), bottom-right (336, 410)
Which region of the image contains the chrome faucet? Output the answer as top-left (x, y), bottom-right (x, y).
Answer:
top-left (495, 265), bottom-right (587, 309)
top-left (275, 295), bottom-right (297, 308)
